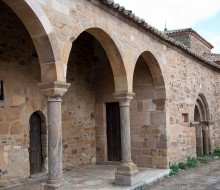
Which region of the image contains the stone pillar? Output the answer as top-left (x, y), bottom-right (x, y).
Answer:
top-left (114, 92), bottom-right (138, 186)
top-left (202, 123), bottom-right (210, 155)
top-left (38, 82), bottom-right (70, 189)
top-left (195, 124), bottom-right (203, 157)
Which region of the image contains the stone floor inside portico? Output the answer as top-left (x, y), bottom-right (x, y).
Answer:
top-left (3, 165), bottom-right (170, 190)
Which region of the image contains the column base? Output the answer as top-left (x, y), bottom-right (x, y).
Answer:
top-left (115, 163), bottom-right (139, 186)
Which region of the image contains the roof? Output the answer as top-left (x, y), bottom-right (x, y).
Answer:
top-left (165, 28), bottom-right (214, 49)
top-left (203, 53), bottom-right (220, 63)
top-left (88, 0), bottom-right (220, 70)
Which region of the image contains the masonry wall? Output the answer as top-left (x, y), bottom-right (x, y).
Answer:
top-left (1, 0), bottom-right (219, 178)
top-left (0, 2), bottom-right (46, 181)
top-left (62, 33), bottom-right (96, 170)
top-left (39, 0), bottom-right (220, 166)
top-left (190, 35), bottom-right (211, 55)
top-left (166, 47), bottom-right (220, 164)
top-left (62, 32), bottom-right (116, 169)
top-left (131, 56), bottom-right (167, 168)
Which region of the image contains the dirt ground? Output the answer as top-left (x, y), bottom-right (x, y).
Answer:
top-left (146, 157), bottom-right (220, 190)
top-left (1, 158), bottom-right (220, 190)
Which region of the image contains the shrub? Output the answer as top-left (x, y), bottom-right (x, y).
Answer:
top-left (186, 157), bottom-right (198, 168)
top-left (213, 148), bottom-right (220, 157)
top-left (178, 162), bottom-right (186, 170)
top-left (169, 164), bottom-right (179, 176)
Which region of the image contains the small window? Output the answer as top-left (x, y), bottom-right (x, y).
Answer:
top-left (182, 113), bottom-right (189, 123)
top-left (0, 81), bottom-right (4, 100)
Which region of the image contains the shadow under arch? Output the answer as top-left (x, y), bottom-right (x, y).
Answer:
top-left (194, 93), bottom-right (210, 157)
top-left (71, 27), bottom-right (129, 93)
top-left (130, 50), bottom-right (168, 168)
top-left (133, 51), bottom-right (166, 99)
top-left (195, 93), bottom-right (210, 121)
top-left (3, 0), bottom-right (61, 82)
top-left (29, 110), bottom-right (48, 174)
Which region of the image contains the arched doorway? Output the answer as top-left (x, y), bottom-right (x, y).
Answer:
top-left (29, 112), bottom-right (43, 174)
top-left (194, 94), bottom-right (210, 156)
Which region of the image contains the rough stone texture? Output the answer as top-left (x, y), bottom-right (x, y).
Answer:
top-left (0, 1), bottom-right (47, 181)
top-left (167, 32), bottom-right (211, 55)
top-left (1, 0), bottom-right (220, 185)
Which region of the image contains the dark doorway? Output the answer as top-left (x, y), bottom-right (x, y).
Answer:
top-left (29, 112), bottom-right (42, 174)
top-left (106, 102), bottom-right (122, 161)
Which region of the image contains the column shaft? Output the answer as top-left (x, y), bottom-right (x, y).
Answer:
top-left (47, 96), bottom-right (63, 184)
top-left (120, 104), bottom-right (132, 165)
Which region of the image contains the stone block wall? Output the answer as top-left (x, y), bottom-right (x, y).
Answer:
top-left (0, 1), bottom-right (46, 181)
top-left (131, 56), bottom-right (168, 169)
top-left (166, 47), bottom-right (220, 164)
top-left (190, 35), bottom-right (212, 55)
top-left (62, 32), bottom-right (96, 170)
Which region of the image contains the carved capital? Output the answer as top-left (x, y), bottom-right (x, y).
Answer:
top-left (37, 81), bottom-right (71, 98)
top-left (113, 92), bottom-right (135, 107)
top-left (190, 121), bottom-right (200, 127)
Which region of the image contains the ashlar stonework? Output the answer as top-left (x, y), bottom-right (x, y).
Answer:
top-left (0, 0), bottom-right (220, 188)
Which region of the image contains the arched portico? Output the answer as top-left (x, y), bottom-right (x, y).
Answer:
top-left (131, 51), bottom-right (168, 169)
top-left (69, 20), bottom-right (130, 92)
top-left (3, 0), bottom-right (63, 82)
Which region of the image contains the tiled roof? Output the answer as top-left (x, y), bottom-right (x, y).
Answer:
top-left (88, 0), bottom-right (220, 70)
top-left (165, 28), bottom-right (214, 49)
top-left (203, 53), bottom-right (220, 63)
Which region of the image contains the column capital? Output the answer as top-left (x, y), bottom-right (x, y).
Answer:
top-left (37, 81), bottom-right (71, 97)
top-left (113, 92), bottom-right (135, 106)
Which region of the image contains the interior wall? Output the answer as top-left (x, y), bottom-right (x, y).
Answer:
top-left (0, 1), bottom-right (46, 181)
top-left (131, 56), bottom-right (168, 168)
top-left (63, 32), bottom-right (115, 169)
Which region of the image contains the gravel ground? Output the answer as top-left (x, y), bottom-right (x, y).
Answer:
top-left (145, 157), bottom-right (220, 190)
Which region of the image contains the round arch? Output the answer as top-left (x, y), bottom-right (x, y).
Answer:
top-left (194, 93), bottom-right (210, 121)
top-left (69, 20), bottom-right (129, 92)
top-left (3, 0), bottom-right (61, 82)
top-left (132, 51), bottom-right (166, 99)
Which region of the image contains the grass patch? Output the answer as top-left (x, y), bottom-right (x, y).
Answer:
top-left (178, 162), bottom-right (186, 170)
top-left (197, 156), bottom-right (209, 164)
top-left (213, 148), bottom-right (220, 157)
top-left (186, 157), bottom-right (198, 168)
top-left (169, 148), bottom-right (220, 177)
top-left (169, 164), bottom-right (179, 176)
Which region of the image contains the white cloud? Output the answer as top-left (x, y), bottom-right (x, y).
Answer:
top-left (115, 0), bottom-right (220, 30)
top-left (115, 0), bottom-right (220, 53)
top-left (199, 30), bottom-right (220, 53)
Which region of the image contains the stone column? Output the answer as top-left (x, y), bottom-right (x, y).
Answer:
top-left (38, 82), bottom-right (70, 189)
top-left (114, 92), bottom-right (138, 186)
top-left (202, 121), bottom-right (210, 155)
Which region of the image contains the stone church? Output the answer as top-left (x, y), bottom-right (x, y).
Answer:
top-left (0, 0), bottom-right (220, 188)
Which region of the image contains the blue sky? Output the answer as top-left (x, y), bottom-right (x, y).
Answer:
top-left (115, 0), bottom-right (220, 53)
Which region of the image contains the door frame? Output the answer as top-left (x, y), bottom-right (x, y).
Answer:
top-left (29, 111), bottom-right (48, 175)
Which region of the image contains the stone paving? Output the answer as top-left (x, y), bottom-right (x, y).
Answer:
top-left (1, 165), bottom-right (170, 190)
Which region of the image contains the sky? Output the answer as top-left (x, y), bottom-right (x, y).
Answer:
top-left (115, 0), bottom-right (220, 53)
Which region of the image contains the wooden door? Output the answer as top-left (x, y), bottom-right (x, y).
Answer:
top-left (29, 113), bottom-right (42, 174)
top-left (106, 102), bottom-right (122, 161)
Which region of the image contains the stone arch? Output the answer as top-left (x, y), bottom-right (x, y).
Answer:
top-left (70, 21), bottom-right (129, 92)
top-left (194, 93), bottom-right (210, 121)
top-left (29, 111), bottom-right (48, 174)
top-left (194, 94), bottom-right (210, 156)
top-left (3, 0), bottom-right (62, 82)
top-left (130, 51), bottom-right (168, 168)
top-left (133, 51), bottom-right (166, 99)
